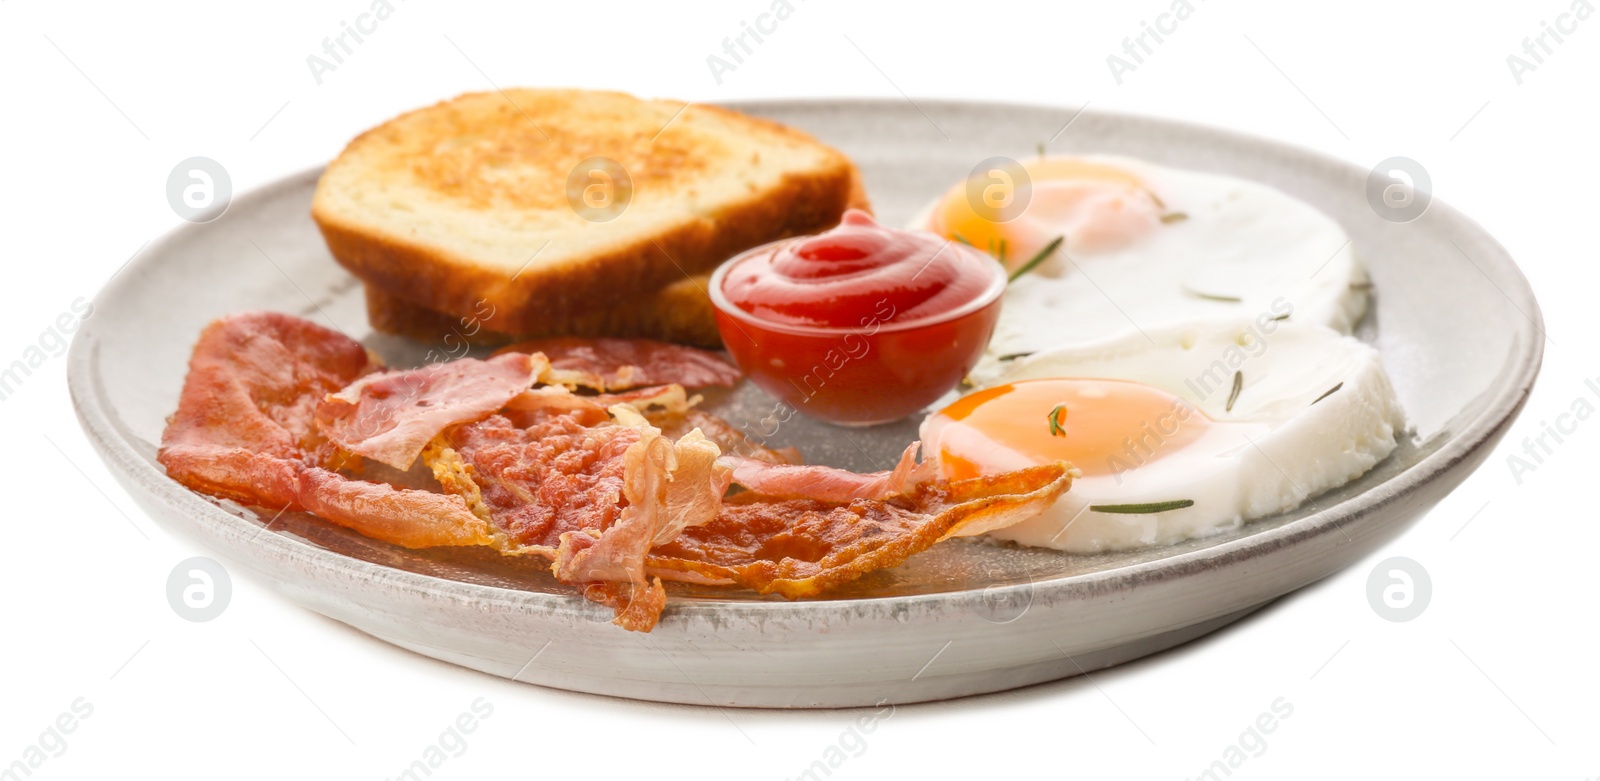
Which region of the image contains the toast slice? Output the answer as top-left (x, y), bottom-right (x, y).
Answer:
top-left (364, 275), bottom-right (722, 349)
top-left (313, 89), bottom-right (867, 338)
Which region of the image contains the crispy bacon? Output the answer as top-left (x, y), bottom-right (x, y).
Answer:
top-left (430, 414), bottom-right (639, 554)
top-left (426, 406), bottom-right (731, 629)
top-left (583, 580), bottom-right (668, 633)
top-left (495, 336), bottom-right (741, 390)
top-left (501, 383), bottom-right (694, 429)
top-left (722, 442), bottom-right (935, 502)
top-left (297, 468), bottom-right (494, 548)
top-left (159, 311), bottom-right (374, 507)
top-left (659, 410), bottom-right (803, 466)
top-left (656, 426), bottom-right (729, 545)
top-left (431, 407), bottom-right (732, 558)
top-left (159, 312), bottom-right (497, 549)
top-left (598, 385), bottom-right (697, 421)
top-left (647, 463), bottom-right (1072, 599)
top-left (317, 353), bottom-right (545, 470)
top-left (549, 414), bottom-right (673, 586)
top-left (161, 313), bottom-right (1075, 633)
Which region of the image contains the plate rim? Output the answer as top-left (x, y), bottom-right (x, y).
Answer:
top-left (68, 97), bottom-right (1545, 623)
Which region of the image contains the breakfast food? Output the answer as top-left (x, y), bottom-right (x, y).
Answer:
top-left (913, 155), bottom-right (1367, 381)
top-left (159, 312), bottom-right (1072, 631)
top-left (363, 275), bottom-right (723, 349)
top-left (155, 91), bottom-right (1414, 638)
top-left (493, 336), bottom-right (744, 391)
top-left (920, 319), bottom-right (1404, 552)
top-left (157, 312), bottom-right (499, 548)
top-left (710, 210), bottom-right (1005, 424)
top-left (313, 89), bottom-right (870, 344)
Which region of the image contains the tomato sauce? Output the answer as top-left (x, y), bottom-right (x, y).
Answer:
top-left (711, 210), bottom-right (1006, 425)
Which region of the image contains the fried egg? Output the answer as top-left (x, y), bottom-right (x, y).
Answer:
top-left (919, 319), bottom-right (1405, 552)
top-left (912, 155), bottom-right (1368, 382)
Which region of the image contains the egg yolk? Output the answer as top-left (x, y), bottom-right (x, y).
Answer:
top-left (932, 158), bottom-right (1163, 267)
top-left (928, 378), bottom-right (1210, 480)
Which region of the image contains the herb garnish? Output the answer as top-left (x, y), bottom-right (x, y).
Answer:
top-left (1047, 404), bottom-right (1068, 437)
top-left (1008, 236), bottom-right (1066, 283)
top-left (1226, 371), bottom-right (1243, 412)
top-left (998, 352), bottom-right (1036, 362)
top-left (1160, 212), bottom-right (1189, 224)
top-left (1090, 499), bottom-right (1196, 514)
top-left (1311, 383), bottom-right (1343, 405)
top-left (1180, 285), bottom-right (1244, 303)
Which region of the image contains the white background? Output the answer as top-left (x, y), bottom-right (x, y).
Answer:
top-left (2, 0), bottom-right (1596, 778)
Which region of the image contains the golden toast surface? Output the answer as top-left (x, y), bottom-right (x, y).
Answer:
top-left (313, 89), bottom-right (866, 337)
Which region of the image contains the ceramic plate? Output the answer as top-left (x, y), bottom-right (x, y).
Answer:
top-left (69, 99), bottom-right (1542, 708)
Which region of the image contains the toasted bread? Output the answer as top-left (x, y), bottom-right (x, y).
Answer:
top-left (364, 275), bottom-right (722, 349)
top-left (313, 89), bottom-right (868, 339)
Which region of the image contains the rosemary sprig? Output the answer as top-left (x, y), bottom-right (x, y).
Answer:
top-left (1271, 312), bottom-right (1291, 322)
top-left (1090, 499), bottom-right (1196, 514)
top-left (1160, 212), bottom-right (1189, 224)
top-left (1008, 235), bottom-right (1066, 283)
top-left (998, 351), bottom-right (1036, 362)
top-left (1047, 404), bottom-right (1067, 437)
top-left (952, 232), bottom-right (973, 246)
top-left (1311, 382), bottom-right (1343, 405)
top-left (1226, 371), bottom-right (1243, 412)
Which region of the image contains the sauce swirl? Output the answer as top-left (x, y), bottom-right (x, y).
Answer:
top-left (709, 210), bottom-right (1008, 425)
top-left (720, 210), bottom-right (996, 329)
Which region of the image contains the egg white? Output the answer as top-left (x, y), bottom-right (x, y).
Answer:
top-left (924, 319), bottom-right (1406, 552)
top-left (911, 155), bottom-right (1368, 385)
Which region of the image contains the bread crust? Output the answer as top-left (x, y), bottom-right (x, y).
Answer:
top-left (364, 276), bottom-right (723, 349)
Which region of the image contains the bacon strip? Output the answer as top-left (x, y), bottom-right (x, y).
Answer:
top-left (658, 410), bottom-right (803, 466)
top-left (159, 312), bottom-right (495, 549)
top-left (550, 413), bottom-right (673, 586)
top-left (159, 311), bottom-right (374, 507)
top-left (426, 406), bottom-right (732, 631)
top-left (162, 314), bottom-right (1073, 633)
top-left (501, 383), bottom-right (694, 429)
top-left (655, 426), bottom-right (730, 545)
top-left (428, 414), bottom-right (639, 555)
top-left (582, 580), bottom-right (668, 633)
top-left (647, 463), bottom-right (1071, 599)
top-left (317, 353), bottom-right (545, 471)
top-left (722, 442), bottom-right (935, 502)
top-left (495, 336), bottom-right (741, 390)
top-left (297, 468), bottom-right (494, 548)
top-left (434, 410), bottom-right (732, 554)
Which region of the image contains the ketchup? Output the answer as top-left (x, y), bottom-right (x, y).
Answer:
top-left (711, 210), bottom-right (1006, 426)
top-left (720, 210), bottom-right (996, 329)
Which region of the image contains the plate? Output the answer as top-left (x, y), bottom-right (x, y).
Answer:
top-left (69, 99), bottom-right (1542, 708)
